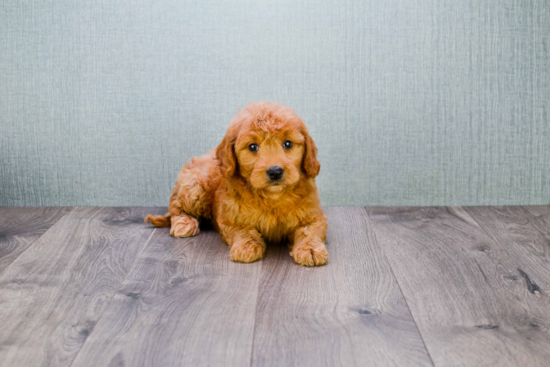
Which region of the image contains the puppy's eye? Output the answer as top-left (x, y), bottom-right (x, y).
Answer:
top-left (283, 140), bottom-right (293, 149)
top-left (248, 143), bottom-right (259, 152)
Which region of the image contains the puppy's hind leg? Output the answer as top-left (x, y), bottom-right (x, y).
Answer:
top-left (168, 164), bottom-right (211, 238)
top-left (170, 212), bottom-right (200, 238)
top-left (145, 209), bottom-right (200, 237)
top-left (151, 150), bottom-right (217, 238)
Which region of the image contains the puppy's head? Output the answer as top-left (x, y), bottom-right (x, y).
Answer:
top-left (216, 102), bottom-right (320, 192)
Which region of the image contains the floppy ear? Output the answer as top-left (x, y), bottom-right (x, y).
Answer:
top-left (216, 124), bottom-right (239, 178)
top-left (302, 127), bottom-right (321, 178)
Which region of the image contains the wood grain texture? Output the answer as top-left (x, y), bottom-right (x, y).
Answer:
top-left (465, 206), bottom-right (550, 295)
top-left (70, 225), bottom-right (263, 367)
top-left (367, 206), bottom-right (550, 366)
top-left (0, 207), bottom-right (164, 367)
top-left (251, 207), bottom-right (433, 367)
top-left (0, 207), bottom-right (71, 274)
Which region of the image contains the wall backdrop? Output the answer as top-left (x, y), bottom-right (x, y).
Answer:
top-left (1, 0), bottom-right (549, 207)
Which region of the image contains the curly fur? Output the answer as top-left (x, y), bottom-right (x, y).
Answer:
top-left (145, 102), bottom-right (328, 266)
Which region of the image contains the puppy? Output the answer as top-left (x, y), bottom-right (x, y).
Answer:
top-left (145, 102), bottom-right (328, 266)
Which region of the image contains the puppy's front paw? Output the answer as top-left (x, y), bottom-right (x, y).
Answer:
top-left (230, 239), bottom-right (265, 263)
top-left (170, 216), bottom-right (200, 238)
top-left (291, 242), bottom-right (328, 266)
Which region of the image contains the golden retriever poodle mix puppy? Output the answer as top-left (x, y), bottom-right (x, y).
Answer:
top-left (145, 102), bottom-right (328, 266)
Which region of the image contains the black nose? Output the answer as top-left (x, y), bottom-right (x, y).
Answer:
top-left (266, 166), bottom-right (284, 181)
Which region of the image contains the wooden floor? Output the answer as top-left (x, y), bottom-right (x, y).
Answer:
top-left (0, 207), bottom-right (549, 367)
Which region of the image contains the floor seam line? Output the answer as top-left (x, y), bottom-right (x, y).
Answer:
top-left (249, 256), bottom-right (264, 367)
top-left (0, 207), bottom-right (75, 278)
top-left (462, 206), bottom-right (519, 254)
top-left (67, 226), bottom-right (157, 367)
top-left (363, 207), bottom-right (436, 367)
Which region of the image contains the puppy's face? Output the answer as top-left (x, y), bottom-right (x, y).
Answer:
top-left (235, 126), bottom-right (304, 191)
top-left (216, 103), bottom-right (320, 192)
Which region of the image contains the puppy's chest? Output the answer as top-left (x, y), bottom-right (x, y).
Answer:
top-left (239, 201), bottom-right (303, 239)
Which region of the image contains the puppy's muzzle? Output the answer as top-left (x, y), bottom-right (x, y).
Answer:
top-left (266, 166), bottom-right (284, 181)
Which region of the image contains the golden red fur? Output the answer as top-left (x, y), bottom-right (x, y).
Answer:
top-left (145, 102), bottom-right (328, 266)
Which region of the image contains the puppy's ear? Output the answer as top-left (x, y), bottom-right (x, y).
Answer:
top-left (302, 127), bottom-right (321, 178)
top-left (216, 124), bottom-right (239, 178)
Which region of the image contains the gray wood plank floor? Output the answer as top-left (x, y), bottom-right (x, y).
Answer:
top-left (0, 207), bottom-right (71, 274)
top-left (367, 206), bottom-right (550, 366)
top-left (251, 207), bottom-right (432, 367)
top-left (71, 225), bottom-right (263, 367)
top-left (0, 206), bottom-right (549, 367)
top-left (0, 207), bottom-right (165, 367)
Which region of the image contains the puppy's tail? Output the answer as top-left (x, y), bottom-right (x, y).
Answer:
top-left (144, 212), bottom-right (171, 227)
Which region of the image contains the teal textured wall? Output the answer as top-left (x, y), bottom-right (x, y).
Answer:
top-left (1, 0), bottom-right (549, 206)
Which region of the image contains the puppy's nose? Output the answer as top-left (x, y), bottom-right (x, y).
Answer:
top-left (266, 166), bottom-right (284, 181)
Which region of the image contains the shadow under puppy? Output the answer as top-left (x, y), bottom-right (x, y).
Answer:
top-left (145, 102), bottom-right (328, 266)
